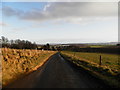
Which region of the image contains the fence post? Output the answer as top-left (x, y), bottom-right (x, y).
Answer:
top-left (74, 52), bottom-right (75, 57)
top-left (99, 55), bottom-right (102, 66)
top-left (73, 52), bottom-right (75, 57)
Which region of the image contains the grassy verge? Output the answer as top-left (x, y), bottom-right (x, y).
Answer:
top-left (2, 48), bottom-right (56, 87)
top-left (61, 51), bottom-right (120, 88)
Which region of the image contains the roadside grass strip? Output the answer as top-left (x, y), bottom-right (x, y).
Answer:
top-left (61, 51), bottom-right (120, 88)
top-left (2, 48), bottom-right (56, 87)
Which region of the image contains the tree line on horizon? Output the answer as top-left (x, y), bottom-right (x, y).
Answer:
top-left (0, 36), bottom-right (55, 50)
top-left (1, 36), bottom-right (37, 49)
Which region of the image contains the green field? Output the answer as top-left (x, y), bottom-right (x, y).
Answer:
top-left (61, 51), bottom-right (120, 87)
top-left (61, 51), bottom-right (119, 72)
top-left (90, 45), bottom-right (107, 48)
top-left (89, 45), bottom-right (117, 48)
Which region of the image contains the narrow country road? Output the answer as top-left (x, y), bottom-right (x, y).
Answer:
top-left (6, 52), bottom-right (110, 88)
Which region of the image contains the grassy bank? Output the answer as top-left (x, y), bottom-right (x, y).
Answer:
top-left (61, 51), bottom-right (120, 88)
top-left (2, 48), bottom-right (56, 87)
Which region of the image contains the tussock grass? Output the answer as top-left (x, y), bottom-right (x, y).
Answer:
top-left (2, 48), bottom-right (56, 87)
top-left (0, 68), bottom-right (1, 88)
top-left (61, 51), bottom-right (120, 88)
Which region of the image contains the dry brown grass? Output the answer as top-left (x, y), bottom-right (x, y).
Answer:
top-left (0, 49), bottom-right (2, 88)
top-left (1, 48), bottom-right (56, 87)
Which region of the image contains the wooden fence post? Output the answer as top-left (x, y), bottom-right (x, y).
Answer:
top-left (73, 52), bottom-right (75, 57)
top-left (74, 52), bottom-right (75, 57)
top-left (99, 55), bottom-right (102, 66)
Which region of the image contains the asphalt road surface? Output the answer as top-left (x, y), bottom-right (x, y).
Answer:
top-left (6, 52), bottom-right (110, 88)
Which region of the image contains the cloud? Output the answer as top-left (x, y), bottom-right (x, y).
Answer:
top-left (2, 6), bottom-right (21, 17)
top-left (0, 22), bottom-right (8, 26)
top-left (43, 3), bottom-right (51, 11)
top-left (2, 2), bottom-right (117, 24)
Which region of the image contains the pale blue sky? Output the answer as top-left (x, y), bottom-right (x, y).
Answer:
top-left (1, 2), bottom-right (118, 44)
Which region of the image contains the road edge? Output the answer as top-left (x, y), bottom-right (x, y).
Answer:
top-left (60, 53), bottom-right (118, 88)
top-left (3, 52), bottom-right (58, 88)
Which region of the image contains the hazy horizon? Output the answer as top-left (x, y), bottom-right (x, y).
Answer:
top-left (1, 1), bottom-right (118, 44)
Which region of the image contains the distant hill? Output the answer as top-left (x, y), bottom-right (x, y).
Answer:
top-left (60, 42), bottom-right (118, 46)
top-left (37, 42), bottom-right (118, 46)
top-left (84, 42), bottom-right (118, 45)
